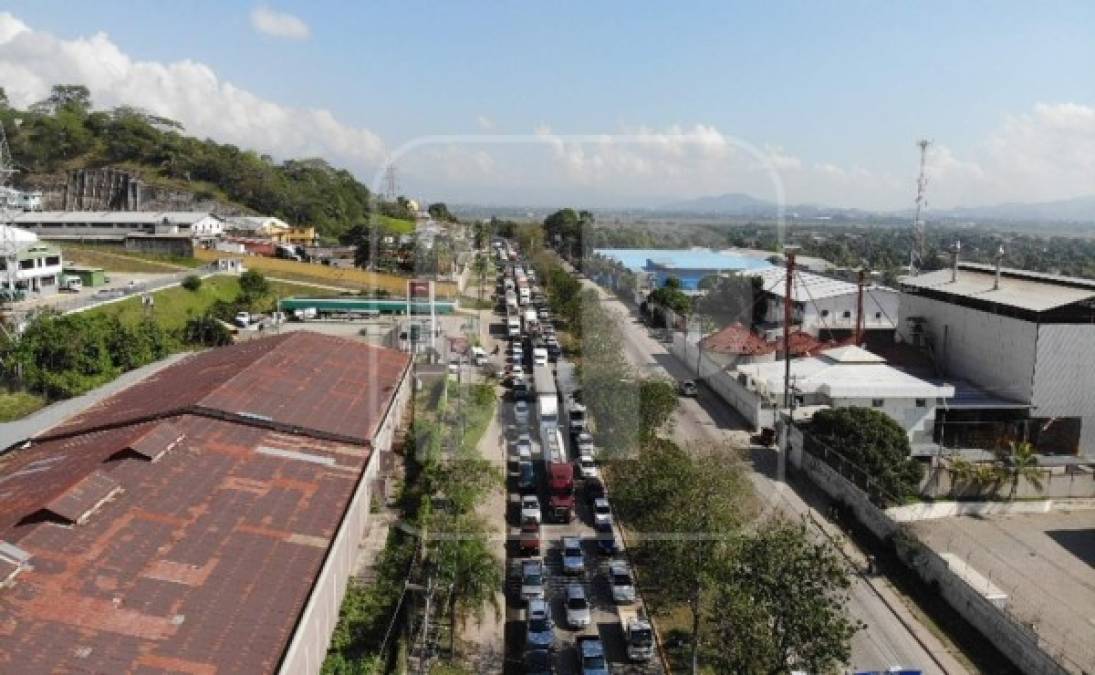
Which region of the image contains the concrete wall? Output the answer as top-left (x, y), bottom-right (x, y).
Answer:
top-left (898, 293), bottom-right (1037, 403)
top-left (671, 333), bottom-right (775, 430)
top-left (1033, 324), bottom-right (1095, 456)
top-left (920, 463), bottom-right (1095, 500)
top-left (279, 360), bottom-right (412, 675)
top-left (125, 235), bottom-right (195, 258)
top-left (788, 432), bottom-right (1069, 675)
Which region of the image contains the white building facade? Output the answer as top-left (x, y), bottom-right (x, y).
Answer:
top-left (733, 345), bottom-right (954, 445)
top-left (898, 263), bottom-right (1095, 457)
top-left (749, 267), bottom-right (899, 338)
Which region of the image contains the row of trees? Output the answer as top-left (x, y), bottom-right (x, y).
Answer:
top-left (1, 313), bottom-right (171, 399)
top-left (608, 441), bottom-right (860, 674)
top-left (0, 270), bottom-right (278, 400)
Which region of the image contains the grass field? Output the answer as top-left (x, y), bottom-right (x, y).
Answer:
top-left (194, 249), bottom-right (456, 297)
top-left (85, 276), bottom-right (329, 331)
top-left (0, 391), bottom-right (46, 422)
top-left (61, 244), bottom-right (205, 273)
top-left (373, 214), bottom-right (415, 234)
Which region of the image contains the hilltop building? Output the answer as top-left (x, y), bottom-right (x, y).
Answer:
top-left (0, 332), bottom-right (412, 674)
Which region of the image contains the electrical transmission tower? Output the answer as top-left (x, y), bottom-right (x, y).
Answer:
top-left (909, 139), bottom-right (931, 276)
top-left (383, 164), bottom-right (398, 201)
top-left (0, 123), bottom-right (20, 301)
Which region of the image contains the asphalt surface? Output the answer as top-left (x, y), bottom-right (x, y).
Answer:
top-left (492, 294), bottom-right (661, 673)
top-left (579, 277), bottom-right (963, 675)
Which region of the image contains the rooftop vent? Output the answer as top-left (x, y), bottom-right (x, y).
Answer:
top-left (108, 422), bottom-right (185, 463)
top-left (21, 471), bottom-right (122, 527)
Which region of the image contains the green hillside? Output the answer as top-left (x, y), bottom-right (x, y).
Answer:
top-left (0, 85), bottom-right (416, 241)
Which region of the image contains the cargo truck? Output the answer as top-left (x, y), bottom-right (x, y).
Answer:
top-left (618, 606), bottom-right (655, 662)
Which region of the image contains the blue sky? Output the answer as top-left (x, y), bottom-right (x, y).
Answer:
top-left (2, 1), bottom-right (1094, 209)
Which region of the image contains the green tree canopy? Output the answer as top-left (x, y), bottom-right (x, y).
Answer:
top-left (805, 406), bottom-right (922, 505)
top-left (708, 520), bottom-right (859, 675)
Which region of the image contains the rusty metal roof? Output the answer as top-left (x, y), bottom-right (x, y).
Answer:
top-left (0, 332), bottom-right (410, 674)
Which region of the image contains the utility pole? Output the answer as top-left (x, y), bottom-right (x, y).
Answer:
top-left (910, 139), bottom-right (931, 276)
top-left (783, 248), bottom-right (797, 410)
top-left (783, 247), bottom-right (798, 458)
top-left (854, 269), bottom-right (866, 346)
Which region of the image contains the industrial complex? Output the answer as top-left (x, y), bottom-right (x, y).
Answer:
top-left (0, 332), bottom-right (412, 674)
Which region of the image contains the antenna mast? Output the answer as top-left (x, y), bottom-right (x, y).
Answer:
top-left (909, 139), bottom-right (930, 276)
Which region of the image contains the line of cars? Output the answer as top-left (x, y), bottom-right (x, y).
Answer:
top-left (496, 247), bottom-right (656, 674)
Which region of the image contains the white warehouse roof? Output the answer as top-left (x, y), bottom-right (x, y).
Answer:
top-left (749, 267), bottom-right (896, 303)
top-left (900, 263), bottom-right (1095, 312)
top-left (12, 211), bottom-right (220, 225)
top-left (0, 224), bottom-right (39, 244)
top-left (736, 346), bottom-right (955, 400)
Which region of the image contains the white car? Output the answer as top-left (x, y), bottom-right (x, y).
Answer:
top-left (514, 401), bottom-right (530, 424)
top-left (574, 432), bottom-right (595, 455)
top-left (565, 583), bottom-right (592, 628)
top-left (577, 454), bottom-right (599, 480)
top-left (520, 495), bottom-right (542, 524)
top-left (609, 560), bottom-right (636, 604)
top-left (592, 498), bottom-right (612, 527)
top-left (532, 348), bottom-right (548, 367)
top-left (233, 311), bottom-right (251, 327)
top-left (514, 434), bottom-right (533, 461)
top-left (521, 558), bottom-right (545, 602)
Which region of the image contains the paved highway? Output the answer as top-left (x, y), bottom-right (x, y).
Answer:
top-left (579, 276), bottom-right (966, 675)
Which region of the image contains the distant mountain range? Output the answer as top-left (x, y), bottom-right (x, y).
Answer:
top-left (658, 192), bottom-right (1095, 225)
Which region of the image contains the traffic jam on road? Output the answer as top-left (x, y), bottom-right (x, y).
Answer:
top-left (492, 241), bottom-right (659, 675)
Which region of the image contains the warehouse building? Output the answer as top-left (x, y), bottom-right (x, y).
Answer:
top-left (0, 332), bottom-right (412, 674)
top-left (749, 267), bottom-right (899, 341)
top-left (898, 261), bottom-right (1095, 456)
top-left (10, 211), bottom-right (225, 240)
top-left (730, 345), bottom-right (954, 441)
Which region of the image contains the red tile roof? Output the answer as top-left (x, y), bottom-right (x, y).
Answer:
top-left (768, 330), bottom-right (827, 357)
top-left (700, 323), bottom-right (772, 355)
top-left (0, 332), bottom-right (411, 674)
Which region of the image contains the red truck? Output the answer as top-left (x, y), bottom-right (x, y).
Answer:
top-left (548, 462), bottom-right (575, 523)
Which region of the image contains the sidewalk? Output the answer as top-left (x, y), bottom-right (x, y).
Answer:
top-left (459, 306), bottom-right (507, 673)
top-left (460, 398), bottom-right (507, 672)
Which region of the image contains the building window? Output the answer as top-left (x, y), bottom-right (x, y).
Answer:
top-left (820, 309), bottom-right (829, 318)
top-left (842, 311), bottom-right (852, 319)
top-left (40, 276), bottom-right (54, 286)
top-left (872, 398), bottom-right (884, 408)
top-left (875, 312), bottom-right (882, 319)
top-left (19, 259), bottom-right (33, 270)
top-left (45, 256), bottom-right (60, 266)
top-left (915, 398), bottom-right (926, 408)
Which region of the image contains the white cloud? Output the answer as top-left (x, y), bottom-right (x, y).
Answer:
top-left (250, 5), bottom-right (311, 40)
top-left (0, 12), bottom-right (384, 171)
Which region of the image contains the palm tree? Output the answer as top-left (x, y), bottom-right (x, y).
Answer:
top-left (1003, 440), bottom-right (1044, 499)
top-left (430, 513), bottom-right (503, 658)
